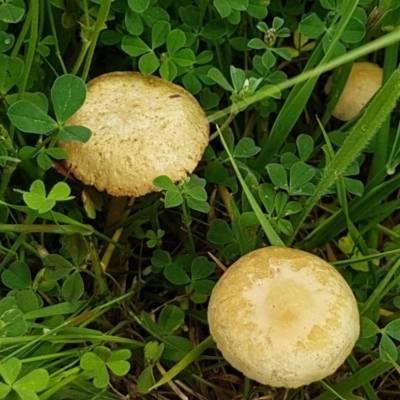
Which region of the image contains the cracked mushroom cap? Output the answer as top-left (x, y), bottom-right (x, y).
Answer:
top-left (58, 71), bottom-right (210, 197)
top-left (208, 246), bottom-right (360, 388)
top-left (325, 61), bottom-right (383, 121)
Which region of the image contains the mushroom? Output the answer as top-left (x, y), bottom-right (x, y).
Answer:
top-left (57, 71), bottom-right (209, 266)
top-left (58, 71), bottom-right (210, 197)
top-left (208, 246), bottom-right (360, 388)
top-left (325, 61), bottom-right (383, 121)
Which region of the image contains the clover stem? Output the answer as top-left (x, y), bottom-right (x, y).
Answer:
top-left (181, 200), bottom-right (195, 254)
top-left (209, 111), bottom-right (237, 141)
top-left (81, 0), bottom-right (112, 81)
top-left (46, 0), bottom-right (67, 74)
top-left (11, 9), bottom-right (31, 57)
top-left (7, 0), bottom-right (39, 144)
top-left (17, 0), bottom-right (39, 100)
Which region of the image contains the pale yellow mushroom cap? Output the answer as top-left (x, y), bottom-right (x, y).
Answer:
top-left (325, 62), bottom-right (383, 121)
top-left (58, 72), bottom-right (210, 197)
top-left (208, 247), bottom-right (360, 388)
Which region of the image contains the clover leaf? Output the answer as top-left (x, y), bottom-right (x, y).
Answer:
top-left (248, 18), bottom-right (291, 69)
top-left (154, 175), bottom-right (210, 213)
top-left (0, 54), bottom-right (24, 95)
top-left (17, 180), bottom-right (74, 214)
top-left (7, 74), bottom-right (91, 143)
top-left (0, 0), bottom-right (25, 23)
top-left (0, 358), bottom-right (49, 399)
top-left (80, 347), bottom-right (131, 388)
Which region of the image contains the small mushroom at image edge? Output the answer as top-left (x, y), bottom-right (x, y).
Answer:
top-left (208, 246), bottom-right (360, 389)
top-left (325, 61), bottom-right (383, 122)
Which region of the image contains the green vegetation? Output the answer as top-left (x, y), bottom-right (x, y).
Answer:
top-left (1, 0), bottom-right (400, 398)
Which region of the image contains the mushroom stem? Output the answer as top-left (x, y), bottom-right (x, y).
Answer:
top-left (101, 197), bottom-right (135, 270)
top-left (105, 196), bottom-right (129, 230)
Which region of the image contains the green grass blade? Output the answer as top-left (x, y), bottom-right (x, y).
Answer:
top-left (0, 200), bottom-right (135, 257)
top-left (319, 380), bottom-right (350, 400)
top-left (0, 213), bottom-right (36, 271)
top-left (359, 200), bottom-right (400, 236)
top-left (302, 173), bottom-right (400, 250)
top-left (314, 353), bottom-right (394, 400)
top-left (148, 335), bottom-right (215, 391)
top-left (361, 257), bottom-right (400, 316)
top-left (23, 301), bottom-right (88, 319)
top-left (332, 248), bottom-right (400, 267)
top-left (230, 196), bottom-right (257, 255)
top-left (315, 62), bottom-right (354, 140)
top-left (207, 30), bottom-right (400, 125)
top-left (0, 224), bottom-right (93, 235)
top-left (317, 118), bottom-right (377, 285)
top-left (291, 68), bottom-right (400, 245)
top-left (252, 41), bottom-right (324, 169)
top-left (39, 371), bottom-right (81, 400)
top-left (252, 0), bottom-right (359, 169)
top-left (386, 120), bottom-right (400, 174)
top-left (218, 129), bottom-right (285, 247)
top-left (346, 354), bottom-right (380, 400)
top-left (369, 42), bottom-right (399, 180)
